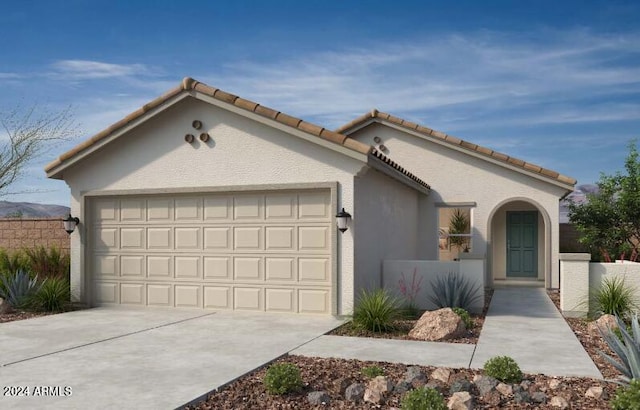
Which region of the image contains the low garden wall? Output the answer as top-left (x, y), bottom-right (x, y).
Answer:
top-left (0, 218), bottom-right (69, 252)
top-left (560, 253), bottom-right (640, 317)
top-left (382, 254), bottom-right (485, 313)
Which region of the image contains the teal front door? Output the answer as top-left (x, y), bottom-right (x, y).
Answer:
top-left (506, 211), bottom-right (538, 278)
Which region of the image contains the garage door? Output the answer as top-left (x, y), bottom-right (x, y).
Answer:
top-left (89, 190), bottom-right (334, 314)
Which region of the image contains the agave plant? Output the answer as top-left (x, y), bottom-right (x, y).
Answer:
top-left (598, 314), bottom-right (640, 385)
top-left (0, 269), bottom-right (44, 309)
top-left (429, 272), bottom-right (481, 311)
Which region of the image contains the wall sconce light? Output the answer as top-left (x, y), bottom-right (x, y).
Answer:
top-left (63, 214), bottom-right (80, 234)
top-left (336, 208), bottom-right (351, 233)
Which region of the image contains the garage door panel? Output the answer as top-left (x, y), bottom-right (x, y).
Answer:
top-left (147, 256), bottom-right (172, 278)
top-left (204, 257), bottom-right (231, 279)
top-left (120, 283), bottom-right (145, 305)
top-left (175, 227), bottom-right (201, 249)
top-left (147, 284), bottom-right (172, 306)
top-left (90, 190), bottom-right (333, 314)
top-left (204, 286), bottom-right (231, 309)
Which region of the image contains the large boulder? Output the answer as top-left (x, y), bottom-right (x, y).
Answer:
top-left (588, 314), bottom-right (618, 335)
top-left (409, 308), bottom-right (466, 341)
top-left (0, 298), bottom-right (13, 314)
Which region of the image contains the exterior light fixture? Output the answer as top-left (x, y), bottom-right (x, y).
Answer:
top-left (63, 214), bottom-right (80, 234)
top-left (336, 208), bottom-right (351, 233)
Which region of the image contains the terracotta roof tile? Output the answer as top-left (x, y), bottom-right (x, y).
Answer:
top-left (336, 110), bottom-right (576, 186)
top-left (46, 78), bottom-right (431, 193)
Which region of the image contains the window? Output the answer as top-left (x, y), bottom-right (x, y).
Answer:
top-left (437, 205), bottom-right (473, 261)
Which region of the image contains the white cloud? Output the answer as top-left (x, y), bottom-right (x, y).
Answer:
top-left (49, 60), bottom-right (150, 80)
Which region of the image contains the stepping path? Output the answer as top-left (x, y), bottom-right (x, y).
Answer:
top-left (292, 287), bottom-right (602, 379)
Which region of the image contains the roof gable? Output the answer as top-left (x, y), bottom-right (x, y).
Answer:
top-left (45, 78), bottom-right (430, 193)
top-left (336, 109), bottom-right (576, 189)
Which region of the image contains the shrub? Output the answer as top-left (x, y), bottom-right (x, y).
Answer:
top-left (24, 246), bottom-right (70, 280)
top-left (30, 277), bottom-right (71, 312)
top-left (429, 272), bottom-right (481, 311)
top-left (361, 365), bottom-right (384, 378)
top-left (398, 268), bottom-right (423, 314)
top-left (452, 307), bottom-right (473, 329)
top-left (599, 314), bottom-right (640, 385)
top-left (484, 356), bottom-right (523, 383)
top-left (0, 249), bottom-right (28, 274)
top-left (401, 387), bottom-right (447, 410)
top-left (591, 276), bottom-right (637, 317)
top-left (353, 288), bottom-right (400, 332)
top-left (612, 379), bottom-right (640, 410)
top-left (0, 269), bottom-right (44, 309)
top-left (263, 363), bottom-right (303, 395)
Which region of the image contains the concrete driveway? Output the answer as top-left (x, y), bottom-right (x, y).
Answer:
top-left (0, 307), bottom-right (343, 409)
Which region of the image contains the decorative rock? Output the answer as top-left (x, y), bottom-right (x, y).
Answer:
top-left (425, 382), bottom-right (441, 392)
top-left (333, 377), bottom-right (351, 392)
top-left (409, 308), bottom-right (466, 341)
top-left (585, 385), bottom-right (607, 400)
top-left (364, 376), bottom-right (393, 404)
top-left (345, 383), bottom-right (365, 402)
top-left (520, 380), bottom-right (533, 390)
top-left (450, 379), bottom-right (472, 394)
top-left (405, 366), bottom-right (427, 384)
top-left (548, 379), bottom-right (562, 390)
top-left (496, 383), bottom-right (513, 396)
top-left (447, 391), bottom-right (473, 410)
top-left (0, 298), bottom-right (13, 314)
top-left (550, 395), bottom-right (570, 409)
top-left (474, 375), bottom-right (498, 396)
top-left (589, 314), bottom-right (618, 334)
top-left (307, 391), bottom-right (330, 405)
top-left (531, 391), bottom-right (548, 404)
top-left (484, 390), bottom-right (502, 406)
top-left (431, 368), bottom-right (452, 384)
top-left (513, 390), bottom-right (531, 404)
top-left (394, 381), bottom-right (412, 395)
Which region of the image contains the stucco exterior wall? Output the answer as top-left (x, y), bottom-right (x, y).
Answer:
top-left (353, 167), bottom-right (421, 297)
top-left (62, 97), bottom-right (366, 314)
top-left (350, 123), bottom-right (568, 288)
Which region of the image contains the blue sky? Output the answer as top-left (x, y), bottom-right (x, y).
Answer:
top-left (1, 0), bottom-right (639, 206)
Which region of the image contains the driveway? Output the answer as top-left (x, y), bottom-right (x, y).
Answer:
top-left (0, 307), bottom-right (343, 409)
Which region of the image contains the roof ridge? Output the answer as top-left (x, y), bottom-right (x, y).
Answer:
top-left (337, 110), bottom-right (576, 186)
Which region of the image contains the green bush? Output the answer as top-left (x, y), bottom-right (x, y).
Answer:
top-left (361, 365), bottom-right (384, 378)
top-left (429, 272), bottom-right (481, 311)
top-left (592, 276), bottom-right (637, 317)
top-left (263, 363), bottom-right (303, 395)
top-left (0, 269), bottom-right (43, 309)
top-left (24, 246), bottom-right (70, 280)
top-left (0, 249), bottom-right (28, 275)
top-left (484, 356), bottom-right (523, 383)
top-left (401, 387), bottom-right (447, 410)
top-left (599, 314), bottom-right (640, 384)
top-left (452, 307), bottom-right (473, 329)
top-left (30, 277), bottom-right (71, 312)
top-left (353, 288), bottom-right (400, 332)
top-left (612, 379), bottom-right (640, 410)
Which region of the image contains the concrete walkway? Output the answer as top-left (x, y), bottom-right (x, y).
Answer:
top-left (292, 287), bottom-right (602, 379)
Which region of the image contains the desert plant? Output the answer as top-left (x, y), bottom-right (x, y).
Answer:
top-left (401, 386), bottom-right (447, 410)
top-left (612, 378), bottom-right (640, 410)
top-left (24, 246), bottom-right (70, 280)
top-left (484, 356), bottom-right (523, 383)
top-left (0, 249), bottom-right (28, 274)
top-left (263, 363), bottom-right (303, 395)
top-left (591, 276), bottom-right (637, 317)
top-left (361, 365), bottom-right (384, 378)
top-left (0, 269), bottom-right (44, 309)
top-left (452, 307), bottom-right (473, 329)
top-left (353, 288), bottom-right (400, 332)
top-left (598, 314), bottom-right (640, 385)
top-left (429, 272), bottom-right (481, 311)
top-left (398, 268), bottom-right (423, 316)
top-left (30, 277), bottom-right (71, 312)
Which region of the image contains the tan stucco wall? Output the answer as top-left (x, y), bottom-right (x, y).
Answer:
top-left (350, 123), bottom-right (568, 288)
top-left (353, 167), bottom-right (421, 296)
top-left (62, 97), bottom-right (365, 314)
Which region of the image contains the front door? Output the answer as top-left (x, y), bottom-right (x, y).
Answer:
top-left (506, 211), bottom-right (537, 278)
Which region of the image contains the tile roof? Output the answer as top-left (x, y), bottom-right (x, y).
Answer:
top-left (44, 78), bottom-right (431, 192)
top-left (336, 109), bottom-right (577, 187)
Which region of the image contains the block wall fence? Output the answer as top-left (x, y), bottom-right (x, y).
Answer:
top-left (0, 218), bottom-right (69, 253)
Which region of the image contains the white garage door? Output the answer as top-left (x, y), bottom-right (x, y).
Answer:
top-left (89, 190), bottom-right (334, 314)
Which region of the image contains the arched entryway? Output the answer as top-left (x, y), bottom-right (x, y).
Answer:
top-left (487, 198), bottom-right (552, 288)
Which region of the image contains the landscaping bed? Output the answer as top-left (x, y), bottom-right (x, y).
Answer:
top-left (328, 289), bottom-right (493, 344)
top-left (0, 310), bottom-right (52, 323)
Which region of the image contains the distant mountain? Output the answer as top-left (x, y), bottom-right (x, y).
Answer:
top-left (560, 184), bottom-right (598, 223)
top-left (0, 201), bottom-right (70, 218)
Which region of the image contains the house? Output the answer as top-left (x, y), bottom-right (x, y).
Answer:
top-left (45, 78), bottom-right (575, 316)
